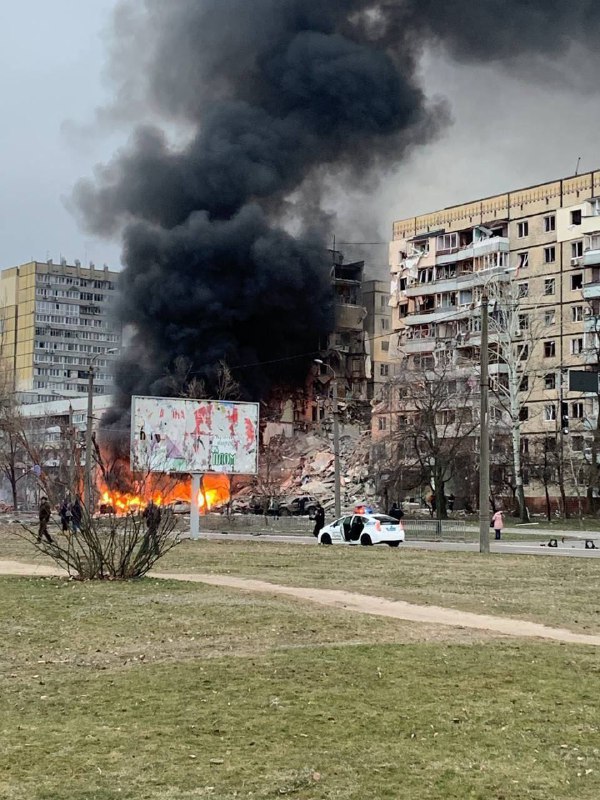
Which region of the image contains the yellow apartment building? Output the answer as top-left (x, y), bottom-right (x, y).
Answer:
top-left (0, 259), bottom-right (121, 402)
top-left (378, 170), bottom-right (600, 512)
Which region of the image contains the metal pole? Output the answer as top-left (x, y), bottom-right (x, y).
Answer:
top-left (479, 290), bottom-right (490, 553)
top-left (84, 366), bottom-right (94, 512)
top-left (190, 473), bottom-right (201, 540)
top-left (332, 378), bottom-right (341, 518)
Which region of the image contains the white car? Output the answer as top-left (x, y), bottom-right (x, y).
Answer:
top-left (318, 513), bottom-right (405, 547)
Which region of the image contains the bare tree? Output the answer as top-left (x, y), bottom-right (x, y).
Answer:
top-left (485, 279), bottom-right (544, 521)
top-left (375, 360), bottom-right (480, 519)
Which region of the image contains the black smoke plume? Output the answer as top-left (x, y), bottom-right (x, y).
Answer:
top-left (74, 0), bottom-right (600, 425)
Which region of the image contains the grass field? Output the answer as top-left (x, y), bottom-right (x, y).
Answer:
top-left (1, 574), bottom-right (600, 800)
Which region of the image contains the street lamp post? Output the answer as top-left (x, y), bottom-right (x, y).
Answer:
top-left (479, 289), bottom-right (490, 554)
top-left (85, 349), bottom-right (117, 512)
top-left (314, 360), bottom-right (341, 518)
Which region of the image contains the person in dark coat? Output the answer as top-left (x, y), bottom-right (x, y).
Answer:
top-left (38, 497), bottom-right (53, 544)
top-left (388, 502), bottom-right (404, 521)
top-left (71, 497), bottom-right (83, 533)
top-left (312, 504), bottom-right (325, 537)
top-left (59, 497), bottom-right (71, 533)
top-left (142, 501), bottom-right (162, 557)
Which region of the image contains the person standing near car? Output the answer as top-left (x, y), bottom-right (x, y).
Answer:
top-left (312, 503), bottom-right (325, 537)
top-left (388, 502), bottom-right (403, 521)
top-left (491, 508), bottom-right (504, 540)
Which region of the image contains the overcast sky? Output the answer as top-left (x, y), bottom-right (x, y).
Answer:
top-left (1, 1), bottom-right (599, 273)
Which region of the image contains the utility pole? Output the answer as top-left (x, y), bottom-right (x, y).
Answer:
top-left (315, 359), bottom-right (341, 517)
top-left (479, 290), bottom-right (490, 553)
top-left (84, 365), bottom-right (94, 512)
top-left (332, 377), bottom-right (341, 518)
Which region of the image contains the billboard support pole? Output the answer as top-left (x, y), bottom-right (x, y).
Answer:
top-left (190, 473), bottom-right (201, 540)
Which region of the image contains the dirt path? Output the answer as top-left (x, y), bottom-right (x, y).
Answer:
top-left (2, 558), bottom-right (599, 646)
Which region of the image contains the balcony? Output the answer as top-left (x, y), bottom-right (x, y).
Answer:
top-left (334, 303), bottom-right (367, 331)
top-left (583, 282), bottom-right (600, 301)
top-left (583, 249), bottom-right (600, 267)
top-left (436, 237), bottom-right (509, 266)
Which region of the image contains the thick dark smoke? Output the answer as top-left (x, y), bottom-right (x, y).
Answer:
top-left (74, 0), bottom-right (600, 425)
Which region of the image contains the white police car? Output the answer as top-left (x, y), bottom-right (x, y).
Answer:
top-left (318, 512), bottom-right (405, 547)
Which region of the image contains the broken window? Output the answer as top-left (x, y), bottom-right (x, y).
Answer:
top-left (571, 209), bottom-right (582, 225)
top-left (518, 313), bottom-right (529, 330)
top-left (517, 252), bottom-right (529, 269)
top-left (544, 278), bottom-right (555, 295)
top-left (519, 406), bottom-right (529, 421)
top-left (572, 306), bottom-right (584, 322)
top-left (544, 341), bottom-right (556, 358)
top-left (571, 274), bottom-right (583, 290)
top-left (544, 404), bottom-right (557, 422)
top-left (570, 338), bottom-right (584, 355)
top-left (572, 401), bottom-right (584, 418)
top-left (518, 282), bottom-right (529, 298)
top-left (544, 373), bottom-right (556, 390)
top-left (544, 310), bottom-right (556, 326)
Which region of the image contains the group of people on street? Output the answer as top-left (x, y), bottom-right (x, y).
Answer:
top-left (58, 496), bottom-right (83, 534)
top-left (37, 495), bottom-right (83, 544)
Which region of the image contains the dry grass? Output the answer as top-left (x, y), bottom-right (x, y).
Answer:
top-left (1, 575), bottom-right (600, 799)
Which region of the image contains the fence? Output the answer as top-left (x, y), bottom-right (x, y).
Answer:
top-left (197, 513), bottom-right (477, 541)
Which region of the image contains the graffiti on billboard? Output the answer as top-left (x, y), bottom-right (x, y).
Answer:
top-left (130, 396), bottom-right (259, 474)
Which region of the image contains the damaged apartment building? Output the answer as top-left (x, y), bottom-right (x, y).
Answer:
top-left (375, 169), bottom-right (600, 512)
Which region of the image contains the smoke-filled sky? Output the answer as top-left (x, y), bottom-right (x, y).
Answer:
top-left (1, 0), bottom-right (599, 274)
top-left (3, 1), bottom-right (600, 411)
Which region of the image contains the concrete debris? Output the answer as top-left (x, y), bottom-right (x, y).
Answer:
top-left (242, 424), bottom-right (377, 513)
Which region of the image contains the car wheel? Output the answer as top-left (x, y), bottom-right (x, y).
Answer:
top-left (320, 533), bottom-right (332, 545)
top-left (279, 508), bottom-right (291, 516)
top-left (388, 541), bottom-right (400, 547)
top-left (360, 533), bottom-right (372, 546)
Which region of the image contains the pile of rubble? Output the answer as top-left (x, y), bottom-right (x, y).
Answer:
top-left (258, 423), bottom-right (378, 514)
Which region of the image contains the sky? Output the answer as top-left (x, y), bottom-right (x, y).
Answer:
top-left (1, 1), bottom-right (600, 274)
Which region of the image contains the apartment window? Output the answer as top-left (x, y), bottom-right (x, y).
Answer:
top-left (571, 338), bottom-right (584, 355)
top-left (518, 313), bottom-right (529, 331)
top-left (437, 233), bottom-right (458, 251)
top-left (571, 209), bottom-right (582, 226)
top-left (519, 344), bottom-right (529, 361)
top-left (380, 364), bottom-right (389, 377)
top-left (544, 341), bottom-right (556, 358)
top-left (572, 402), bottom-right (584, 419)
top-left (381, 341), bottom-right (389, 351)
top-left (399, 278), bottom-right (407, 291)
top-left (517, 252), bottom-right (529, 270)
top-left (544, 404), bottom-right (557, 422)
top-left (381, 318), bottom-right (389, 330)
top-left (572, 274), bottom-right (583, 290)
top-left (571, 435), bottom-right (584, 452)
top-left (544, 310), bottom-right (556, 326)
top-left (518, 282), bottom-right (529, 298)
top-left (519, 375), bottom-right (529, 392)
top-left (380, 295), bottom-right (387, 308)
top-left (519, 406), bottom-right (529, 421)
top-left (544, 373), bottom-right (556, 390)
top-left (378, 417), bottom-right (387, 431)
top-left (572, 240), bottom-right (584, 259)
top-left (521, 437), bottom-right (529, 454)
top-left (517, 221), bottom-right (529, 238)
top-left (544, 278), bottom-right (555, 295)
top-left (572, 306), bottom-right (584, 322)
top-left (543, 215), bottom-right (556, 232)
top-left (544, 246), bottom-right (556, 264)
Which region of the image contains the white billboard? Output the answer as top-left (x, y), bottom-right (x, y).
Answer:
top-left (130, 396), bottom-right (259, 475)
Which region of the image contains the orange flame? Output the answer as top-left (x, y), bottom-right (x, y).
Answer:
top-left (97, 473), bottom-right (230, 515)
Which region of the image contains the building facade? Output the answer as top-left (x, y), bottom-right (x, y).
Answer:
top-left (0, 260), bottom-right (121, 402)
top-left (381, 170), bottom-right (600, 511)
top-left (362, 279), bottom-right (392, 401)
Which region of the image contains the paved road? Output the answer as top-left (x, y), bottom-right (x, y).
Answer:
top-left (193, 530), bottom-right (600, 558)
